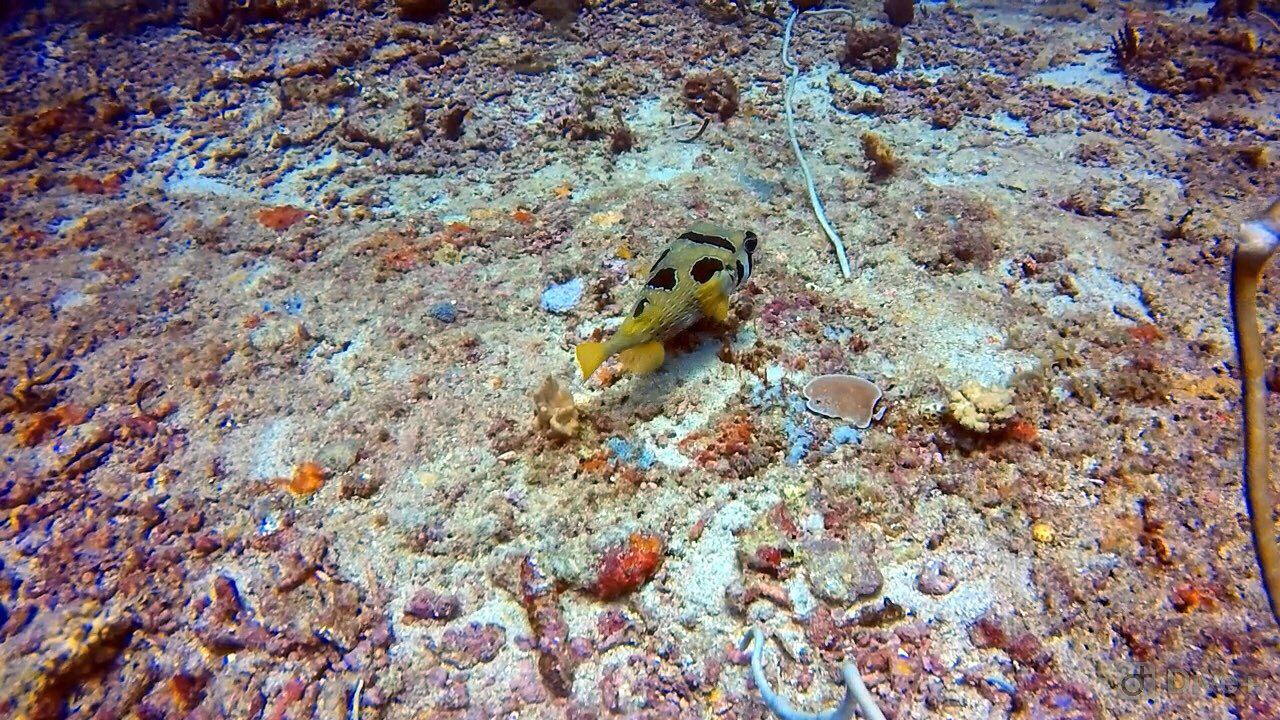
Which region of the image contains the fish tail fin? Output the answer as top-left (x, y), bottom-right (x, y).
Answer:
top-left (575, 341), bottom-right (609, 379)
top-left (618, 341), bottom-right (665, 374)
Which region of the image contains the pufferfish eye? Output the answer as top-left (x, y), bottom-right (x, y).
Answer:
top-left (744, 231), bottom-right (758, 254)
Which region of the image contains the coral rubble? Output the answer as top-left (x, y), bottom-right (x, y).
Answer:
top-left (683, 69), bottom-right (740, 121)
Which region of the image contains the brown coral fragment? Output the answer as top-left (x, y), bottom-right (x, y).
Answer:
top-left (187, 0), bottom-right (328, 35)
top-left (1111, 22), bottom-right (1141, 70)
top-left (526, 0), bottom-right (582, 24)
top-left (884, 0), bottom-right (914, 27)
top-left (843, 23), bottom-right (901, 73)
top-left (5, 94), bottom-right (123, 158)
top-left (396, 0), bottom-right (450, 20)
top-left (860, 131), bottom-right (899, 180)
top-left (697, 0), bottom-right (749, 23)
top-left (804, 536), bottom-right (883, 603)
top-left (1110, 18), bottom-right (1273, 97)
top-left (608, 110), bottom-right (635, 155)
top-left (405, 588), bottom-right (462, 621)
top-left (1210, 0), bottom-right (1258, 18)
top-left (533, 376), bottom-right (579, 440)
top-left (439, 105), bottom-right (469, 140)
top-left (15, 404), bottom-right (88, 447)
top-left (517, 556), bottom-right (578, 697)
top-left (2, 359), bottom-right (71, 415)
top-left (680, 414), bottom-right (774, 479)
top-left (803, 374), bottom-right (885, 429)
top-left (904, 190), bottom-right (1000, 271)
top-left (683, 70), bottom-right (739, 122)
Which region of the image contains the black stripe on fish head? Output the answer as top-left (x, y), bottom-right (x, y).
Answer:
top-left (647, 267), bottom-right (678, 291)
top-left (691, 257), bottom-right (725, 284)
top-left (743, 231), bottom-right (758, 255)
top-left (649, 247), bottom-right (672, 274)
top-left (680, 230), bottom-right (737, 254)
top-left (735, 260), bottom-right (746, 285)
top-left (633, 297), bottom-right (649, 317)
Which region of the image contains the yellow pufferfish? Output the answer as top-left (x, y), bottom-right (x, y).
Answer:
top-left (575, 222), bottom-right (758, 379)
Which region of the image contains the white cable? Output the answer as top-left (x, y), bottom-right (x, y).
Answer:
top-left (783, 8), bottom-right (859, 279)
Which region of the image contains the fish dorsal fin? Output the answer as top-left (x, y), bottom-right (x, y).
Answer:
top-left (687, 220), bottom-right (735, 239)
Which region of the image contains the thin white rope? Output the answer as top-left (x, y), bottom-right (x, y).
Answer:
top-left (783, 8), bottom-right (860, 279)
top-left (741, 625), bottom-right (887, 720)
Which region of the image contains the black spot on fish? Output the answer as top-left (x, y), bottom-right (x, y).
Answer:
top-left (633, 298), bottom-right (649, 317)
top-left (691, 257), bottom-right (724, 284)
top-left (680, 231), bottom-right (736, 254)
top-left (744, 231), bottom-right (758, 254)
top-left (735, 260), bottom-right (746, 284)
top-left (647, 267), bottom-right (678, 290)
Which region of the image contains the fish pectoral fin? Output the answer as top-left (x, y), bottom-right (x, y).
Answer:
top-left (619, 316), bottom-right (645, 336)
top-left (618, 341), bottom-right (665, 374)
top-left (696, 283), bottom-right (731, 323)
top-left (575, 341), bottom-right (609, 379)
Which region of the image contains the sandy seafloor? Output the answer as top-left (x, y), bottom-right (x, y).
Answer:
top-left (2, 0), bottom-right (1280, 717)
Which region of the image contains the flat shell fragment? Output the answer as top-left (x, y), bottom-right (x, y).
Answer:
top-left (803, 374), bottom-right (885, 429)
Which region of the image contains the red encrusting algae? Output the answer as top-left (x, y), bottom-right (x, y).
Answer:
top-left (591, 532), bottom-right (664, 600)
top-left (15, 404), bottom-right (88, 447)
top-left (283, 461), bottom-right (326, 496)
top-left (255, 205), bottom-right (309, 231)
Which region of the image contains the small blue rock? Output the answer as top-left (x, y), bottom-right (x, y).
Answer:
top-left (821, 425), bottom-right (862, 455)
top-left (784, 418), bottom-right (814, 466)
top-left (430, 302), bottom-right (457, 323)
top-left (635, 446), bottom-right (656, 471)
top-left (831, 426), bottom-right (861, 445)
top-left (986, 677), bottom-right (1017, 695)
top-left (606, 436), bottom-right (632, 460)
top-left (606, 436), bottom-right (657, 470)
top-left (541, 278), bottom-right (583, 314)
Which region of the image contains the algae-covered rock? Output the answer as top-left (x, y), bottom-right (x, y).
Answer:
top-left (317, 438), bottom-right (360, 473)
top-left (803, 536), bottom-right (883, 605)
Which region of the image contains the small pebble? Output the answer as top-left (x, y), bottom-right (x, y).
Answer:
top-left (1031, 522), bottom-right (1054, 543)
top-left (405, 588), bottom-right (462, 621)
top-left (540, 278), bottom-right (583, 314)
top-left (430, 301), bottom-right (458, 323)
top-left (317, 439), bottom-right (361, 473)
top-left (339, 473), bottom-right (384, 499)
top-left (916, 560), bottom-right (957, 595)
top-left (436, 622), bottom-right (506, 668)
